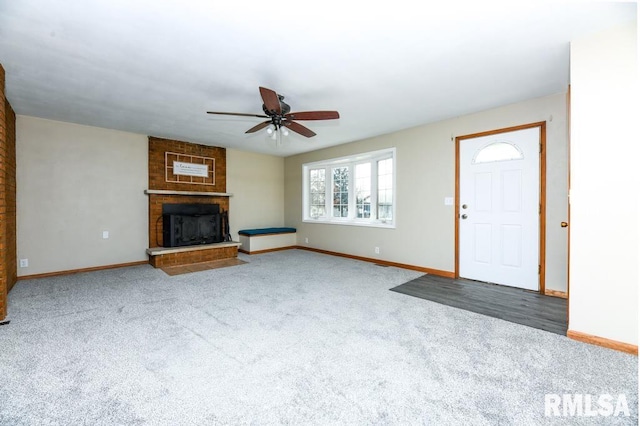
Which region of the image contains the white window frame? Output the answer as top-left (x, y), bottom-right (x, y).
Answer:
top-left (302, 148), bottom-right (396, 228)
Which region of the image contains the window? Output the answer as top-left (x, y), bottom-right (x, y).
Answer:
top-left (473, 141), bottom-right (523, 164)
top-left (377, 158), bottom-right (393, 220)
top-left (355, 163), bottom-right (371, 219)
top-left (303, 148), bottom-right (396, 227)
top-left (309, 168), bottom-right (326, 218)
top-left (333, 167), bottom-right (349, 217)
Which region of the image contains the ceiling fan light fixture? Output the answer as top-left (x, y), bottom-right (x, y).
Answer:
top-left (207, 86), bottom-right (339, 140)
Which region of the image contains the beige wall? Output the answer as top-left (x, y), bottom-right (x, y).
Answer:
top-left (16, 118), bottom-right (288, 276)
top-left (569, 21), bottom-right (638, 345)
top-left (285, 92), bottom-right (569, 291)
top-left (227, 149), bottom-right (284, 241)
top-left (16, 116), bottom-right (149, 276)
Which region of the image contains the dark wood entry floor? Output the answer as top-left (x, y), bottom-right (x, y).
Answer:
top-left (390, 274), bottom-right (567, 335)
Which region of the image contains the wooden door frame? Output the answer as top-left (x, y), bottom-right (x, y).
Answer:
top-left (455, 121), bottom-right (547, 294)
top-left (566, 86), bottom-right (571, 321)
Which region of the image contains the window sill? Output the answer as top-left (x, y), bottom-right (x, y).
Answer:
top-left (302, 219), bottom-right (395, 229)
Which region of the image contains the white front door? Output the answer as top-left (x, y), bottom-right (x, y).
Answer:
top-left (459, 127), bottom-right (540, 291)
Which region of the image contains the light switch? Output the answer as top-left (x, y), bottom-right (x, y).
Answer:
top-left (444, 197), bottom-right (454, 206)
top-left (102, 231), bottom-right (109, 239)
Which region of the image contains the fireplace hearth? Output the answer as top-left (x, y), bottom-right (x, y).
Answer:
top-left (162, 203), bottom-right (222, 247)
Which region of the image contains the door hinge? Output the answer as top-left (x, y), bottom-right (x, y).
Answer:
top-left (538, 265), bottom-right (541, 275)
top-left (540, 143), bottom-right (542, 153)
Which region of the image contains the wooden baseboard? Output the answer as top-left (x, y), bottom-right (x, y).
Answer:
top-left (567, 330), bottom-right (638, 355)
top-left (239, 246), bottom-right (297, 255)
top-left (295, 246), bottom-right (455, 278)
top-left (17, 261), bottom-right (149, 281)
top-left (544, 289), bottom-right (568, 299)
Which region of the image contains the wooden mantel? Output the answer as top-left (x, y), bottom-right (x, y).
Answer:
top-left (144, 189), bottom-right (233, 197)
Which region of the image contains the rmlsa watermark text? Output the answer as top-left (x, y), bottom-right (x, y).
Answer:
top-left (545, 394), bottom-right (630, 417)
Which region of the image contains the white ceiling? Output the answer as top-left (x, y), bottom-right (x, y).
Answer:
top-left (0, 1), bottom-right (635, 156)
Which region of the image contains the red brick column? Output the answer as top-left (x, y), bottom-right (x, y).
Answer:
top-left (0, 64), bottom-right (17, 320)
top-left (4, 98), bottom-right (16, 295)
top-left (0, 64), bottom-right (6, 320)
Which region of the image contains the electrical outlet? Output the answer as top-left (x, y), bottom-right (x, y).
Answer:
top-left (102, 231), bottom-right (109, 239)
top-left (19, 259), bottom-right (28, 268)
top-left (305, 237), bottom-right (309, 244)
top-left (375, 247), bottom-right (380, 254)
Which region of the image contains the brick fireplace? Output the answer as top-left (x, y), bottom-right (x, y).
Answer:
top-left (146, 137), bottom-right (240, 267)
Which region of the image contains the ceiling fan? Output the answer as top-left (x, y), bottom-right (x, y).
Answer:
top-left (207, 86), bottom-right (340, 138)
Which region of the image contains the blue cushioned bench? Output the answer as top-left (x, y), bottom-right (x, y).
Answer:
top-left (238, 227), bottom-right (297, 236)
top-left (238, 227), bottom-right (297, 254)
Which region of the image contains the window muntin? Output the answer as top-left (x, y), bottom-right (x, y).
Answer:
top-left (303, 148), bottom-right (395, 227)
top-left (473, 141), bottom-right (524, 164)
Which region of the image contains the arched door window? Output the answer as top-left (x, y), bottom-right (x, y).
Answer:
top-left (472, 141), bottom-right (524, 164)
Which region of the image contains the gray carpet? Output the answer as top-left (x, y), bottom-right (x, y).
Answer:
top-left (0, 250), bottom-right (637, 425)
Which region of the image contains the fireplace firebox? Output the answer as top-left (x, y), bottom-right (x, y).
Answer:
top-left (162, 203), bottom-right (223, 247)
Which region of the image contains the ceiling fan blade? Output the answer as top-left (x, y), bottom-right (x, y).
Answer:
top-left (259, 87), bottom-right (282, 115)
top-left (207, 111), bottom-right (268, 118)
top-left (283, 120), bottom-right (316, 138)
top-left (284, 111), bottom-right (340, 121)
top-left (245, 120), bottom-right (271, 134)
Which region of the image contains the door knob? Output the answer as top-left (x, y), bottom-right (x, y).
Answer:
top-left (561, 221), bottom-right (568, 228)
top-left (461, 214), bottom-right (468, 219)
top-left (462, 204), bottom-right (468, 209)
